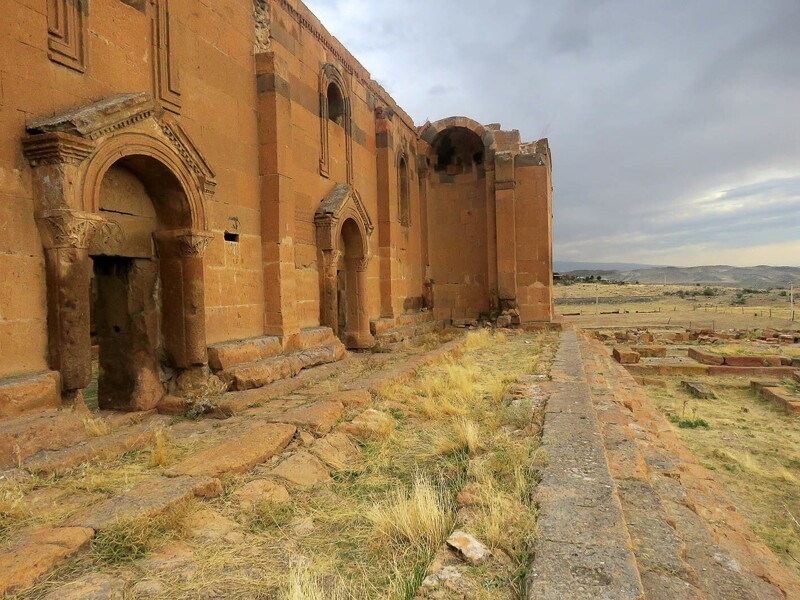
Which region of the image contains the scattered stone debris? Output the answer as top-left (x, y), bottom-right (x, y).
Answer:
top-left (681, 380), bottom-right (717, 399)
top-left (446, 531), bottom-right (490, 565)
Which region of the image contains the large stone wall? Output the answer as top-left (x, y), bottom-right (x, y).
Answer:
top-left (0, 0), bottom-right (553, 411)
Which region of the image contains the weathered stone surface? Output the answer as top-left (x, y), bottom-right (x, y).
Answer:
top-left (264, 400), bottom-right (343, 434)
top-left (337, 409), bottom-right (395, 439)
top-left (68, 476), bottom-right (220, 530)
top-left (184, 508), bottom-right (243, 543)
top-left (0, 371), bottom-right (61, 419)
top-left (167, 423), bottom-right (295, 477)
top-left (43, 573), bottom-right (125, 600)
top-left (208, 335), bottom-right (283, 371)
top-left (724, 355), bottom-right (782, 367)
top-left (310, 431), bottom-right (360, 469)
top-left (681, 380), bottom-right (717, 400)
top-left (328, 389), bottom-right (371, 409)
top-left (0, 410), bottom-right (87, 468)
top-left (631, 345), bottom-right (666, 358)
top-left (23, 421), bottom-right (157, 475)
top-left (612, 347), bottom-right (640, 364)
top-left (156, 395), bottom-right (186, 415)
top-left (688, 347), bottom-right (724, 365)
top-left (269, 451), bottom-right (331, 487)
top-left (232, 479), bottom-right (290, 508)
top-left (131, 579), bottom-right (168, 597)
top-left (0, 527), bottom-right (94, 595)
top-left (446, 531), bottom-right (490, 565)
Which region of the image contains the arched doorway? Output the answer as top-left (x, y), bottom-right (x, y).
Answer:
top-left (337, 218), bottom-right (366, 345)
top-left (88, 155), bottom-right (202, 410)
top-left (315, 184), bottom-right (374, 349)
top-left (23, 93), bottom-right (216, 409)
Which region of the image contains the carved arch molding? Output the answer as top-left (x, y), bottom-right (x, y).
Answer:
top-left (21, 92), bottom-right (216, 394)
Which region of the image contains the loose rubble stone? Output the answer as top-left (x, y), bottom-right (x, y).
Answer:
top-left (681, 380), bottom-right (717, 399)
top-left (328, 389), bottom-right (372, 409)
top-left (612, 347), bottom-right (640, 364)
top-left (310, 431), bottom-right (360, 470)
top-left (232, 479), bottom-right (290, 508)
top-left (446, 531), bottom-right (490, 565)
top-left (338, 409), bottom-right (395, 439)
top-left (269, 451), bottom-right (331, 487)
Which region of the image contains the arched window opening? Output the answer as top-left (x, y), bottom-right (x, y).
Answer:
top-left (327, 82), bottom-right (345, 126)
top-left (433, 127), bottom-right (484, 174)
top-left (398, 156), bottom-right (410, 226)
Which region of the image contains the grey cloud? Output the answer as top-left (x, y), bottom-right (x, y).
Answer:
top-left (304, 0), bottom-right (800, 266)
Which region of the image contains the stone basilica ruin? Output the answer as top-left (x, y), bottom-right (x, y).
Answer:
top-left (0, 0), bottom-right (553, 415)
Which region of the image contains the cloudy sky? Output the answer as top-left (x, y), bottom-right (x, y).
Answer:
top-left (303, 0), bottom-right (800, 267)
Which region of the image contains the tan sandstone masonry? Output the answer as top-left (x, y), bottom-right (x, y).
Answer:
top-left (0, 0), bottom-right (553, 415)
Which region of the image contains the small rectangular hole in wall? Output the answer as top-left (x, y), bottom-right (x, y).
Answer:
top-left (224, 231), bottom-right (240, 243)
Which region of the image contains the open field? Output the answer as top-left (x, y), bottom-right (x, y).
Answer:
top-left (558, 283), bottom-right (800, 331)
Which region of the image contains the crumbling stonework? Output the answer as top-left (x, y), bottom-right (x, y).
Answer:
top-left (0, 0), bottom-right (553, 414)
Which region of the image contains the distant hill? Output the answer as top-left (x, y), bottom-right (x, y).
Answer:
top-left (554, 261), bottom-right (661, 272)
top-left (560, 265), bottom-right (800, 289)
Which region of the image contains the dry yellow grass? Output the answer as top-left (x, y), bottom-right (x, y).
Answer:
top-left (82, 416), bottom-right (111, 437)
top-left (367, 475), bottom-right (452, 551)
top-left (148, 428), bottom-right (170, 467)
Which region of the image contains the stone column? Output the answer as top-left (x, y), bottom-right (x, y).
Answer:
top-left (319, 249), bottom-right (341, 334)
top-left (494, 152), bottom-right (518, 303)
top-left (347, 257), bottom-right (375, 349)
top-left (155, 229), bottom-right (213, 368)
top-left (36, 209), bottom-right (107, 394)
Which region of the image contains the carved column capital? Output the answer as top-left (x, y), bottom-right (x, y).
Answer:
top-left (322, 249), bottom-right (342, 270)
top-left (23, 132), bottom-right (95, 167)
top-left (36, 209), bottom-right (109, 249)
top-left (354, 255), bottom-right (370, 273)
top-left (156, 229), bottom-right (214, 258)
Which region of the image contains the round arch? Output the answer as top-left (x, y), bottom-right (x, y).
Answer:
top-left (81, 131), bottom-right (207, 231)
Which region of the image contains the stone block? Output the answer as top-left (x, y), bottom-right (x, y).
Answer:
top-left (723, 355), bottom-right (782, 367)
top-left (269, 451), bottom-right (331, 487)
top-left (0, 371), bottom-right (61, 419)
top-left (263, 400), bottom-right (343, 435)
top-left (0, 527), bottom-right (94, 596)
top-left (687, 348), bottom-right (724, 365)
top-left (612, 347), bottom-right (640, 365)
top-left (632, 345), bottom-right (667, 358)
top-left (681, 381), bottom-right (717, 400)
top-left (207, 336), bottom-right (283, 371)
top-left (167, 423), bottom-right (296, 478)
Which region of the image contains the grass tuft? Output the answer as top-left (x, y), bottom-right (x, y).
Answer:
top-left (367, 475), bottom-right (452, 552)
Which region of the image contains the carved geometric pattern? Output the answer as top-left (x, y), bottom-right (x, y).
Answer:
top-left (151, 0), bottom-right (181, 114)
top-left (47, 0), bottom-right (87, 73)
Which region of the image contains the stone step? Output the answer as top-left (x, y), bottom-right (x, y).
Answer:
top-left (375, 319), bottom-right (443, 345)
top-left (0, 371), bottom-right (61, 419)
top-left (22, 416), bottom-right (169, 476)
top-left (0, 410), bottom-right (88, 468)
top-left (219, 341), bottom-right (346, 391)
top-left (166, 423), bottom-right (296, 478)
top-left (0, 526), bottom-right (94, 596)
top-left (67, 475), bottom-right (221, 531)
top-left (207, 335), bottom-right (283, 371)
top-left (397, 310), bottom-right (435, 327)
